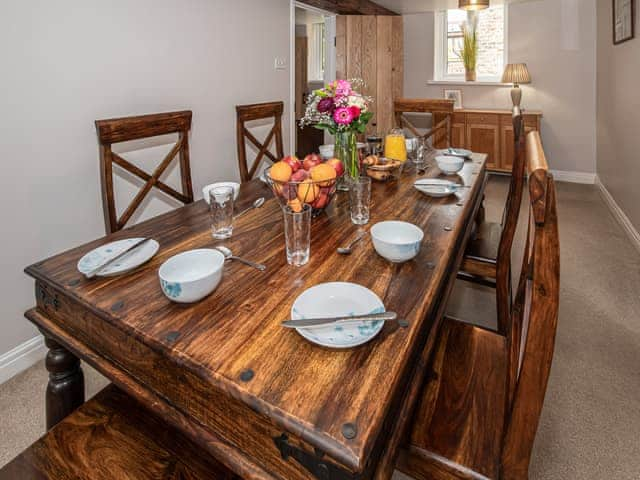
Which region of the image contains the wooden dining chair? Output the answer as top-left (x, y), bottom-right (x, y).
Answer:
top-left (95, 111), bottom-right (194, 234)
top-left (393, 98), bottom-right (455, 147)
top-left (236, 101), bottom-right (284, 183)
top-left (458, 107), bottom-right (527, 334)
top-left (397, 132), bottom-right (559, 480)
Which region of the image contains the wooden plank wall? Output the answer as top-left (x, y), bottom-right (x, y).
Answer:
top-left (336, 15), bottom-right (403, 135)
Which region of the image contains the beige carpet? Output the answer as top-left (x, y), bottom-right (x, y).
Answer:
top-left (1, 177), bottom-right (639, 479)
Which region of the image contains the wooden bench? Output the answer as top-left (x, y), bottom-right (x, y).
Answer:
top-left (0, 385), bottom-right (237, 479)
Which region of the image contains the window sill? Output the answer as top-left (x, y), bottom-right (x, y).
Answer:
top-left (428, 80), bottom-right (508, 87)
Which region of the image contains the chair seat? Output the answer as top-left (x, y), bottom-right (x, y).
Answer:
top-left (397, 318), bottom-right (508, 480)
top-left (460, 221), bottom-right (502, 281)
top-left (0, 385), bottom-right (236, 480)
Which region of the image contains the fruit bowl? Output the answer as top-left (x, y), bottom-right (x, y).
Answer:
top-left (265, 154), bottom-right (344, 215)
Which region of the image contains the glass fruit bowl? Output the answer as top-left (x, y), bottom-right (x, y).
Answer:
top-left (264, 155), bottom-right (343, 215)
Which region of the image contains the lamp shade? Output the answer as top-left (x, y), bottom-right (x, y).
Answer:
top-left (459, 0), bottom-right (490, 10)
top-left (502, 63), bottom-right (531, 85)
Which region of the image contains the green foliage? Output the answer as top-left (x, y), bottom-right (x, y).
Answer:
top-left (456, 16), bottom-right (478, 72)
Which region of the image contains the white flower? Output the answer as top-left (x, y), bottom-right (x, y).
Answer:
top-left (347, 95), bottom-right (367, 112)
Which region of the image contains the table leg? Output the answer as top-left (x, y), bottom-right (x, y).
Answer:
top-left (44, 336), bottom-right (84, 430)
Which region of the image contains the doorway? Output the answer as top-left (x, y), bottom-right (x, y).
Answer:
top-left (290, 1), bottom-right (336, 157)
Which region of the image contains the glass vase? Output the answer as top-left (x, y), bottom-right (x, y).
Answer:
top-left (335, 131), bottom-right (359, 191)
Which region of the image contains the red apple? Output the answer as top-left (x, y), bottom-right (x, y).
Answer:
top-left (282, 155), bottom-right (301, 173)
top-left (303, 153), bottom-right (322, 171)
top-left (312, 191), bottom-right (330, 209)
top-left (326, 158), bottom-right (345, 177)
top-left (291, 169), bottom-right (309, 182)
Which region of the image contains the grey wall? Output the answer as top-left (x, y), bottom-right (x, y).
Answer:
top-left (0, 0), bottom-right (291, 366)
top-left (597, 0), bottom-right (640, 231)
top-left (403, 0), bottom-right (598, 175)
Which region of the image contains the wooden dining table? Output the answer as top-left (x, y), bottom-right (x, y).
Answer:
top-left (24, 153), bottom-right (487, 480)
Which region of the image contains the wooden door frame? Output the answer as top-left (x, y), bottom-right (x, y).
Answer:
top-left (290, 1), bottom-right (337, 154)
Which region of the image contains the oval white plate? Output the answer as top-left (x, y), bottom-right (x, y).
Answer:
top-left (77, 238), bottom-right (159, 277)
top-left (291, 282), bottom-right (385, 349)
top-left (414, 179), bottom-right (458, 198)
top-left (440, 148), bottom-right (472, 159)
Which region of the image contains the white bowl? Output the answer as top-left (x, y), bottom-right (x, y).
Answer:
top-left (371, 221), bottom-right (424, 263)
top-left (435, 155), bottom-right (464, 174)
top-left (203, 182), bottom-right (240, 203)
top-left (159, 249), bottom-right (225, 303)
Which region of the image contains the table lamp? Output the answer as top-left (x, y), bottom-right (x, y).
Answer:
top-left (459, 0), bottom-right (490, 9)
top-left (502, 63), bottom-right (531, 109)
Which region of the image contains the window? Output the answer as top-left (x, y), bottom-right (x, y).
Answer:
top-left (435, 6), bottom-right (506, 82)
top-left (308, 22), bottom-right (326, 81)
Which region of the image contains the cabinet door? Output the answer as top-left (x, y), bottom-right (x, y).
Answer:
top-left (501, 114), bottom-right (539, 172)
top-left (432, 113), bottom-right (464, 149)
top-left (451, 123), bottom-right (465, 148)
top-left (466, 113), bottom-right (499, 170)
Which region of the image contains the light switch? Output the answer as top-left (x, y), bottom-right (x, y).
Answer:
top-left (274, 57), bottom-right (287, 70)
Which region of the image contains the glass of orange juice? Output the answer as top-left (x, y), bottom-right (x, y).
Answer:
top-left (384, 129), bottom-right (407, 163)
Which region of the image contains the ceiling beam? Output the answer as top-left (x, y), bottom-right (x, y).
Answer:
top-left (296, 0), bottom-right (399, 15)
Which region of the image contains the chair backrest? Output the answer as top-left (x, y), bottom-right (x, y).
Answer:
top-left (393, 98), bottom-right (454, 147)
top-left (236, 101), bottom-right (285, 183)
top-left (501, 132), bottom-right (559, 478)
top-left (95, 111), bottom-right (194, 234)
top-left (495, 108), bottom-right (528, 333)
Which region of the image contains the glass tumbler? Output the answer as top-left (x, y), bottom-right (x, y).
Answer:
top-left (209, 186), bottom-right (234, 239)
top-left (349, 176), bottom-right (372, 225)
top-left (284, 204), bottom-right (311, 266)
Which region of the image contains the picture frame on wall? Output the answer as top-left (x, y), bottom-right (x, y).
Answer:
top-left (613, 0), bottom-right (635, 44)
top-left (443, 89), bottom-right (463, 109)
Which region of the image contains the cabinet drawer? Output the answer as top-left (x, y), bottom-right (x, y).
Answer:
top-left (466, 113), bottom-right (499, 125)
top-left (452, 112), bottom-right (465, 123)
top-left (523, 115), bottom-right (539, 128)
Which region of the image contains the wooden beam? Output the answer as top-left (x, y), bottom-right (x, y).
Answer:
top-left (297, 0), bottom-right (399, 15)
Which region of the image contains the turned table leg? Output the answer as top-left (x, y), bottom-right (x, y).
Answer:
top-left (44, 336), bottom-right (85, 430)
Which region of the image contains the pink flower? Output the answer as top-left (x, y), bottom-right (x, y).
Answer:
top-left (333, 107), bottom-right (354, 125)
top-left (349, 106), bottom-right (361, 118)
top-left (334, 80), bottom-right (352, 97)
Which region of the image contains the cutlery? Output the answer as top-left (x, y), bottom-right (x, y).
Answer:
top-left (84, 238), bottom-right (151, 279)
top-left (282, 311), bottom-right (398, 329)
top-left (414, 181), bottom-right (470, 188)
top-left (234, 197), bottom-right (265, 219)
top-left (214, 246), bottom-right (266, 271)
top-left (337, 231), bottom-right (368, 255)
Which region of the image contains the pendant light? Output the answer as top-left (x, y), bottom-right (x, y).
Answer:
top-left (459, 0), bottom-right (490, 10)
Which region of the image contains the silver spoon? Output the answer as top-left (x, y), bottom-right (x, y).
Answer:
top-left (215, 246), bottom-right (266, 271)
top-left (337, 231), bottom-right (368, 255)
top-left (234, 197), bottom-right (265, 219)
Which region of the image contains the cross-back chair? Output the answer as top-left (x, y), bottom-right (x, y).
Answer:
top-left (458, 107), bottom-right (528, 334)
top-left (397, 130), bottom-right (559, 480)
top-left (393, 98), bottom-right (455, 147)
top-left (236, 101), bottom-right (284, 183)
top-left (95, 111), bottom-right (194, 234)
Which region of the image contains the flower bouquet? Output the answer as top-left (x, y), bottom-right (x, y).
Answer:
top-left (300, 79), bottom-right (373, 182)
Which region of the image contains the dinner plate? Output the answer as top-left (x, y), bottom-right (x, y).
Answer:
top-left (440, 148), bottom-right (473, 159)
top-left (77, 238), bottom-right (159, 277)
top-left (290, 282), bottom-right (385, 349)
top-left (414, 179), bottom-right (459, 198)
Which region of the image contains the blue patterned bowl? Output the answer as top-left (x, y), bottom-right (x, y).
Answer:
top-left (371, 221), bottom-right (424, 263)
top-left (158, 249), bottom-right (225, 303)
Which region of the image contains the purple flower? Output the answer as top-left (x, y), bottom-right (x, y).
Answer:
top-left (334, 107), bottom-right (354, 125)
top-left (317, 97), bottom-right (335, 113)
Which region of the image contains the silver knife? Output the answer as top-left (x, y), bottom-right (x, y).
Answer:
top-left (282, 311), bottom-right (397, 329)
top-left (85, 238), bottom-right (150, 278)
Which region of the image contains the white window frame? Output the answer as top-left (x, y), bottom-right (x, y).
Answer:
top-left (433, 5), bottom-right (509, 84)
top-left (308, 22), bottom-right (325, 82)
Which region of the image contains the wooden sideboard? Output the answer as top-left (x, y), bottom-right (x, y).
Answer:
top-left (434, 108), bottom-right (542, 173)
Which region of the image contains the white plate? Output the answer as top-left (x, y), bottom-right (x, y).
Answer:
top-left (77, 238), bottom-right (159, 277)
top-left (291, 282), bottom-right (385, 349)
top-left (414, 179), bottom-right (459, 198)
top-left (440, 148), bottom-right (473, 159)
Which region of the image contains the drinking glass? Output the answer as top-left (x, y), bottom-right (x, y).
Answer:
top-left (284, 204), bottom-right (311, 266)
top-left (349, 176), bottom-right (371, 225)
top-left (209, 186), bottom-right (234, 239)
top-left (405, 137), bottom-right (417, 162)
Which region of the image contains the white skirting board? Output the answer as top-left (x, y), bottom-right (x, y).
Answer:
top-left (596, 176), bottom-right (640, 254)
top-left (549, 170), bottom-right (597, 184)
top-left (0, 335), bottom-right (45, 385)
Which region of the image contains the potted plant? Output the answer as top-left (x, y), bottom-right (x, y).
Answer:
top-left (458, 16), bottom-right (478, 82)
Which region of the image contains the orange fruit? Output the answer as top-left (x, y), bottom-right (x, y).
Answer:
top-left (269, 161), bottom-right (293, 183)
top-left (287, 198), bottom-right (303, 213)
top-left (310, 163), bottom-right (337, 186)
top-left (297, 179), bottom-right (320, 203)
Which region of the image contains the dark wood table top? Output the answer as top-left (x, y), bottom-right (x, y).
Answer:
top-left (25, 154), bottom-right (487, 477)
